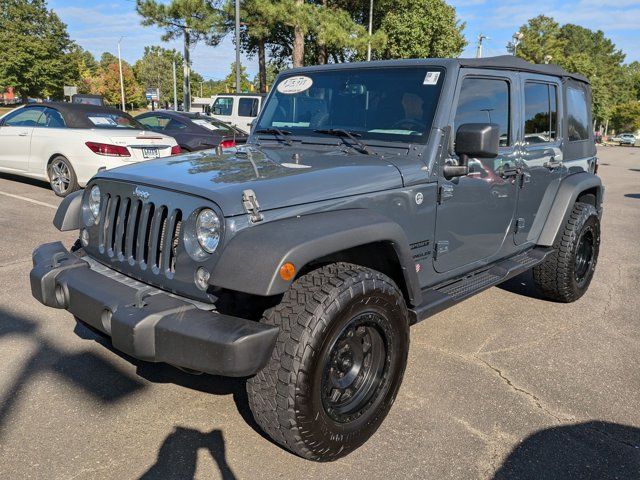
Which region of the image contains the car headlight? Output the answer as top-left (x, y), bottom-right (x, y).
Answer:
top-left (196, 209), bottom-right (221, 253)
top-left (88, 185), bottom-right (101, 219)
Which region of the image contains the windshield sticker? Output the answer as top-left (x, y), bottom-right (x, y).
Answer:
top-left (88, 116), bottom-right (117, 126)
top-left (193, 119), bottom-right (219, 131)
top-left (423, 71), bottom-right (441, 85)
top-left (277, 76), bottom-right (313, 95)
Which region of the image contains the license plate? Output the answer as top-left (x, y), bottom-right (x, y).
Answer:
top-left (142, 147), bottom-right (160, 159)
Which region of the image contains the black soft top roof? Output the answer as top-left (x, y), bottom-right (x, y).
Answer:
top-left (30, 102), bottom-right (137, 128)
top-left (288, 55), bottom-right (589, 83)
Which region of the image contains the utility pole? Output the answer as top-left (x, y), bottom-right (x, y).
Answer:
top-left (366, 0), bottom-right (374, 61)
top-left (476, 33), bottom-right (489, 58)
top-left (510, 31), bottom-right (524, 56)
top-left (117, 37), bottom-right (126, 111)
top-left (235, 0), bottom-right (241, 93)
top-left (183, 28), bottom-right (191, 112)
top-left (172, 61), bottom-right (178, 111)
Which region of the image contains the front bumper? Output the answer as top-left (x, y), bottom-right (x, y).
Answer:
top-left (30, 242), bottom-right (278, 377)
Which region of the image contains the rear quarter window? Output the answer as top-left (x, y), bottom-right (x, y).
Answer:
top-left (567, 87), bottom-right (589, 141)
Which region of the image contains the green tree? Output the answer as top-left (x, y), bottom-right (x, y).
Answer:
top-left (63, 45), bottom-right (98, 94)
top-left (223, 62), bottom-right (251, 92)
top-left (376, 0), bottom-right (466, 59)
top-left (610, 101), bottom-right (640, 133)
top-left (91, 61), bottom-right (145, 108)
top-left (0, 0), bottom-right (75, 99)
top-left (136, 0), bottom-right (227, 110)
top-left (508, 15), bottom-right (566, 63)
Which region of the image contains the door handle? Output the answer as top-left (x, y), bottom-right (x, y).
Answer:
top-left (18, 131), bottom-right (29, 136)
top-left (543, 157), bottom-right (562, 169)
top-left (498, 165), bottom-right (522, 178)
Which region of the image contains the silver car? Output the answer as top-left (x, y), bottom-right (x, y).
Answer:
top-left (619, 133), bottom-right (636, 146)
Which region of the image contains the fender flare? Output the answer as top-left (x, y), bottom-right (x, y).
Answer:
top-left (53, 190), bottom-right (83, 231)
top-left (537, 172), bottom-right (603, 246)
top-left (209, 209), bottom-right (422, 305)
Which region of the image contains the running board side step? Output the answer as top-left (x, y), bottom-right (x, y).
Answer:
top-left (409, 247), bottom-right (553, 325)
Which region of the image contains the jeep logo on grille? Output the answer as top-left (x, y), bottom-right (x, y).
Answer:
top-left (133, 186), bottom-right (150, 200)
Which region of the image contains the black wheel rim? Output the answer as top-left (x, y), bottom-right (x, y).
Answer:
top-left (321, 312), bottom-right (388, 423)
top-left (574, 229), bottom-right (595, 285)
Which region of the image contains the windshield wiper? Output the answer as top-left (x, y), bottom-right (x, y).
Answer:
top-left (255, 128), bottom-right (293, 146)
top-left (313, 129), bottom-right (373, 155)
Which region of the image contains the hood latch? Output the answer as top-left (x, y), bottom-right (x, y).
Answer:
top-left (242, 189), bottom-right (264, 223)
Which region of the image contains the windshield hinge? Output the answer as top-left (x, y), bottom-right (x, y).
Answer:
top-left (242, 189), bottom-right (264, 223)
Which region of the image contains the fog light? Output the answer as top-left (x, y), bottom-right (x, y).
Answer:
top-left (195, 267), bottom-right (210, 291)
top-left (80, 228), bottom-right (89, 247)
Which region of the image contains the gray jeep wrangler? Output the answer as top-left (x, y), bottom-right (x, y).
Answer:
top-left (31, 56), bottom-right (603, 461)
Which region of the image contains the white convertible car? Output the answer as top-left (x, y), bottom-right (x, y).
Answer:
top-left (0, 103), bottom-right (180, 196)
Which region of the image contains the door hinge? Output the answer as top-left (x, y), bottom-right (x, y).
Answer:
top-left (434, 241), bottom-right (449, 258)
top-left (242, 189), bottom-right (264, 223)
top-left (437, 184), bottom-right (454, 204)
top-left (515, 217), bottom-right (526, 232)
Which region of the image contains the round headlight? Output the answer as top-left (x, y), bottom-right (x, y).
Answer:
top-left (88, 185), bottom-right (101, 219)
top-left (196, 209), bottom-right (221, 253)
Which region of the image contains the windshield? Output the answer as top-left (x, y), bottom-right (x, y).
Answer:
top-left (84, 111), bottom-right (143, 129)
top-left (256, 67), bottom-right (444, 144)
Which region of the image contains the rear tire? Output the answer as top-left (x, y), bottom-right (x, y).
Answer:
top-left (533, 202), bottom-right (600, 302)
top-left (47, 156), bottom-right (79, 197)
top-left (247, 263), bottom-right (409, 461)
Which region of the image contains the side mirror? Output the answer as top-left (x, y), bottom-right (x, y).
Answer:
top-left (445, 123), bottom-right (500, 179)
top-left (205, 106), bottom-right (211, 115)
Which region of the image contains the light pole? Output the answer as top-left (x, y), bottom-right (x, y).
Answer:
top-left (235, 0), bottom-right (241, 93)
top-left (366, 0), bottom-right (374, 61)
top-left (476, 33), bottom-right (489, 58)
top-left (511, 31), bottom-right (524, 56)
top-left (172, 60), bottom-right (177, 111)
top-left (117, 37), bottom-right (126, 111)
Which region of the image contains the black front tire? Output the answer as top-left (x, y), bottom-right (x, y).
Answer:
top-left (247, 263), bottom-right (409, 461)
top-left (533, 202), bottom-right (600, 302)
top-left (47, 156), bottom-right (79, 197)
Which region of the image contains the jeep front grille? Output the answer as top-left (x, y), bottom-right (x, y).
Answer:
top-left (98, 193), bottom-right (182, 274)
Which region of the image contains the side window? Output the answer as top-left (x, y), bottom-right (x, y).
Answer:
top-left (454, 78), bottom-right (510, 146)
top-left (238, 98), bottom-right (259, 117)
top-left (42, 108), bottom-right (66, 128)
top-left (212, 97), bottom-right (233, 116)
top-left (567, 87), bottom-right (589, 141)
top-left (524, 82), bottom-right (557, 144)
top-left (138, 116), bottom-right (161, 130)
top-left (165, 119), bottom-right (187, 130)
top-left (3, 107), bottom-right (46, 127)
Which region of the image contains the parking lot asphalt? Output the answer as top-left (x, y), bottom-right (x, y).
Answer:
top-left (0, 146), bottom-right (639, 480)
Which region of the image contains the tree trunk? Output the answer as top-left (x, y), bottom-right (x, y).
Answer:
top-left (258, 39), bottom-right (267, 93)
top-left (183, 28), bottom-right (191, 112)
top-left (317, 0), bottom-right (327, 64)
top-left (292, 0), bottom-right (304, 68)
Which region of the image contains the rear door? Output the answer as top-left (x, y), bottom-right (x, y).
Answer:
top-left (514, 76), bottom-right (566, 245)
top-left (0, 107), bottom-right (46, 171)
top-left (434, 71), bottom-right (519, 273)
top-left (237, 97), bottom-right (260, 131)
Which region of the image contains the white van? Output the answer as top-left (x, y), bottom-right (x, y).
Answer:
top-left (207, 94), bottom-right (266, 132)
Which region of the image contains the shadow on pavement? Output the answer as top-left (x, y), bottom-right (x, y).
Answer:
top-left (73, 319), bottom-right (271, 443)
top-left (494, 421), bottom-right (640, 480)
top-left (0, 308), bottom-right (145, 437)
top-left (139, 427), bottom-right (237, 480)
top-left (496, 269), bottom-right (546, 300)
top-left (629, 168), bottom-right (640, 172)
top-left (624, 193), bottom-right (640, 199)
top-left (0, 172), bottom-right (52, 192)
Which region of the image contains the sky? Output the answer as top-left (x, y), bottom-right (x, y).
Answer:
top-left (48, 0), bottom-right (640, 82)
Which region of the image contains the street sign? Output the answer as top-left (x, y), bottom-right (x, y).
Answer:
top-left (145, 88), bottom-right (159, 101)
top-left (63, 86), bottom-right (77, 97)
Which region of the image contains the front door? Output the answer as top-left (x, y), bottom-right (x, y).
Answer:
top-left (0, 106), bottom-right (46, 171)
top-left (515, 77), bottom-right (566, 245)
top-left (434, 72), bottom-right (519, 273)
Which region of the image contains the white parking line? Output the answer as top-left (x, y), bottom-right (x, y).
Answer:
top-left (0, 191), bottom-right (57, 209)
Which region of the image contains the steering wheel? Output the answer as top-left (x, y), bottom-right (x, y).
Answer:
top-left (391, 119), bottom-right (425, 131)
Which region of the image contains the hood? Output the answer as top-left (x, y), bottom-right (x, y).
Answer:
top-left (95, 145), bottom-right (403, 216)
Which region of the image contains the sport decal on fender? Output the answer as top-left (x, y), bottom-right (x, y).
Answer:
top-left (277, 76), bottom-right (313, 95)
